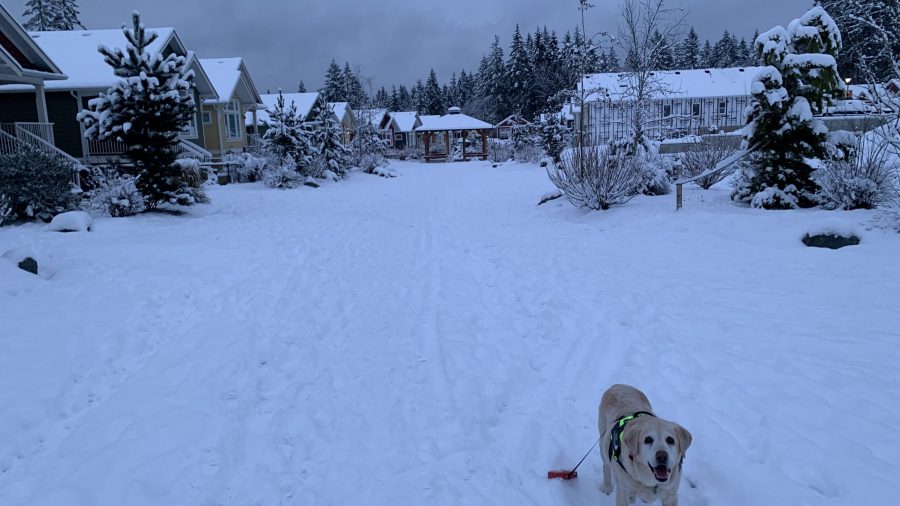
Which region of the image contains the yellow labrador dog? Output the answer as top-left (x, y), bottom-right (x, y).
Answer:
top-left (599, 384), bottom-right (692, 506)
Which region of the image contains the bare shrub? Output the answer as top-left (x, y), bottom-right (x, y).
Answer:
top-left (489, 139), bottom-right (513, 163)
top-left (816, 133), bottom-right (900, 210)
top-left (680, 136), bottom-right (739, 189)
top-left (547, 145), bottom-right (643, 210)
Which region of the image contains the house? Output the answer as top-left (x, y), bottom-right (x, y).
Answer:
top-left (199, 58), bottom-right (264, 160)
top-left (385, 111), bottom-right (421, 149)
top-left (0, 2), bottom-right (71, 165)
top-left (494, 114), bottom-right (530, 139)
top-left (576, 67), bottom-right (767, 144)
top-left (0, 26), bottom-right (218, 163)
top-left (328, 102), bottom-right (355, 143)
top-left (253, 92), bottom-right (327, 136)
top-left (355, 108), bottom-right (391, 143)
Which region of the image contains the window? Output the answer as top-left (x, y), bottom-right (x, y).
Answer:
top-left (181, 113), bottom-right (198, 138)
top-left (718, 101), bottom-right (727, 115)
top-left (225, 100), bottom-right (241, 140)
top-left (692, 103), bottom-right (701, 116)
top-left (662, 104), bottom-right (672, 117)
top-left (202, 111), bottom-right (212, 124)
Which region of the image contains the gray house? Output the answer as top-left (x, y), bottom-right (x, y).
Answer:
top-left (0, 26), bottom-right (217, 162)
top-left (0, 3), bottom-right (71, 163)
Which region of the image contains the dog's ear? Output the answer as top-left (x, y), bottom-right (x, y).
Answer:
top-left (622, 424), bottom-right (643, 459)
top-left (675, 424), bottom-right (692, 452)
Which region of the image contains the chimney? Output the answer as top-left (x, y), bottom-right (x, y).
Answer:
top-left (448, 106), bottom-right (461, 115)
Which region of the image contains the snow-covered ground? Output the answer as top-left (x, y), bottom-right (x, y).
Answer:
top-left (1, 161), bottom-right (898, 505)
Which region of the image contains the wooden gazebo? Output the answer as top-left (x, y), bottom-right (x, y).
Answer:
top-left (415, 108), bottom-right (494, 162)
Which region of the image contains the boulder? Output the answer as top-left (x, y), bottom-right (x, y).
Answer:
top-left (17, 257), bottom-right (38, 275)
top-left (802, 233), bottom-right (860, 249)
top-left (304, 177), bottom-right (321, 189)
top-left (3, 248), bottom-right (38, 275)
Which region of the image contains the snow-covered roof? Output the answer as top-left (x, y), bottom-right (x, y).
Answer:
top-left (329, 102), bottom-right (353, 123)
top-left (389, 111), bottom-right (419, 132)
top-left (415, 112), bottom-right (493, 132)
top-left (256, 92), bottom-right (321, 124)
top-left (495, 114), bottom-right (531, 128)
top-left (356, 108), bottom-right (388, 128)
top-left (417, 115), bottom-right (441, 129)
top-left (0, 27), bottom-right (216, 97)
top-left (0, 3), bottom-right (66, 82)
top-left (581, 67), bottom-right (768, 102)
top-left (200, 57), bottom-right (262, 106)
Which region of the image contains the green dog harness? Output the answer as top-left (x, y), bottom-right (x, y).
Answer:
top-left (608, 411), bottom-right (655, 471)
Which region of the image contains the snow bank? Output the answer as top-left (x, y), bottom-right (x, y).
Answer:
top-left (46, 211), bottom-right (92, 232)
top-left (805, 217), bottom-right (862, 238)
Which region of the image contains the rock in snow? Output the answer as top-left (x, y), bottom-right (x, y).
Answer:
top-left (803, 219), bottom-right (861, 249)
top-left (2, 248), bottom-right (38, 275)
top-left (47, 211), bottom-right (93, 233)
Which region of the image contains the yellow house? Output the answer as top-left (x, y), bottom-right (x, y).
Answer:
top-left (328, 102), bottom-right (355, 143)
top-left (199, 58), bottom-right (263, 160)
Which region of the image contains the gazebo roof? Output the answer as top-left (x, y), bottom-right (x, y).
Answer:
top-left (415, 113), bottom-right (492, 132)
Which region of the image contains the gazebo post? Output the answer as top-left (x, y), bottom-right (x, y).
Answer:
top-left (445, 130), bottom-right (451, 162)
top-left (424, 132), bottom-right (431, 162)
top-left (481, 129), bottom-right (488, 160)
top-left (462, 130), bottom-right (468, 161)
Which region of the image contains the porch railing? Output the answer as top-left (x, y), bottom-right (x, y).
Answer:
top-left (246, 133), bottom-right (264, 154)
top-left (0, 123), bottom-right (84, 184)
top-left (86, 137), bottom-right (213, 163)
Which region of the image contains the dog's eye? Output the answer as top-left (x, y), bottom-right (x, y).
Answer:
top-left (644, 436), bottom-right (654, 445)
top-left (666, 436), bottom-right (675, 445)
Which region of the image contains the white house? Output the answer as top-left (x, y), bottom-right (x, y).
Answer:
top-left (576, 67), bottom-right (767, 144)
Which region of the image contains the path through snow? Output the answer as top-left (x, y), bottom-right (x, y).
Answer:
top-left (1, 161), bottom-right (898, 505)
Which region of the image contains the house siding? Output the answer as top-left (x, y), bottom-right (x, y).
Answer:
top-left (0, 91), bottom-right (84, 157)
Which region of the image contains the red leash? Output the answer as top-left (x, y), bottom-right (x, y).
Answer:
top-left (547, 437), bottom-right (600, 480)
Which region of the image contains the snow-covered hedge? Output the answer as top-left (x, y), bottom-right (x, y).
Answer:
top-left (261, 154), bottom-right (305, 189)
top-left (0, 146), bottom-right (75, 224)
top-left (224, 152), bottom-right (267, 183)
top-left (815, 133), bottom-right (900, 210)
top-left (547, 145), bottom-right (643, 210)
top-left (488, 139), bottom-right (514, 163)
top-left (82, 166), bottom-right (146, 217)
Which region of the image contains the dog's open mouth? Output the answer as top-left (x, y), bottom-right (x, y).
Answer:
top-left (650, 464), bottom-right (670, 482)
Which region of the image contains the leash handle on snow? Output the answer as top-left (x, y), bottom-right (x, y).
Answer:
top-left (547, 437), bottom-right (601, 480)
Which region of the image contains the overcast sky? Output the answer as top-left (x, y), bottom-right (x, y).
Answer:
top-left (9, 0), bottom-right (810, 92)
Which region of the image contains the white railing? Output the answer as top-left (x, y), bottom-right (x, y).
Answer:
top-left (87, 138), bottom-right (127, 157)
top-left (247, 133), bottom-right (264, 154)
top-left (176, 138), bottom-right (213, 162)
top-left (14, 122), bottom-right (55, 145)
top-left (0, 123), bottom-right (84, 185)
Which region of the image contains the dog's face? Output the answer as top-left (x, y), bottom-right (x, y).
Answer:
top-left (622, 417), bottom-right (692, 486)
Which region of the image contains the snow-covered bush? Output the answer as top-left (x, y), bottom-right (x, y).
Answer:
top-left (738, 6), bottom-right (845, 209)
top-left (489, 139), bottom-right (514, 163)
top-left (0, 193), bottom-right (12, 226)
top-left (82, 165), bottom-right (146, 217)
top-left (512, 125), bottom-right (542, 163)
top-left (311, 101), bottom-right (351, 179)
top-left (349, 123), bottom-right (388, 174)
top-left (680, 136), bottom-right (738, 189)
top-left (537, 115), bottom-right (572, 164)
top-left (638, 151), bottom-right (673, 196)
top-left (77, 12), bottom-right (205, 209)
top-left (262, 90), bottom-right (317, 175)
top-left (0, 146), bottom-right (75, 222)
top-left (224, 153), bottom-right (266, 183)
top-left (547, 145), bottom-right (643, 210)
top-left (816, 133), bottom-right (900, 210)
top-left (261, 154), bottom-right (304, 189)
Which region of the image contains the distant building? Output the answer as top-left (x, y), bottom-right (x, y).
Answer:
top-left (575, 67), bottom-right (767, 144)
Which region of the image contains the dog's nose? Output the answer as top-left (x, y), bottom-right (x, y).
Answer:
top-left (655, 451), bottom-right (668, 465)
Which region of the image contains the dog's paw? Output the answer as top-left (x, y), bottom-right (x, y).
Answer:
top-left (600, 483), bottom-right (613, 495)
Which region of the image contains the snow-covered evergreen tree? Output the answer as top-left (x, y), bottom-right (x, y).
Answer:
top-left (262, 90), bottom-right (314, 171)
top-left (506, 25), bottom-right (531, 116)
top-left (297, 81), bottom-right (307, 93)
top-left (422, 70), bottom-right (443, 115)
top-left (677, 27), bottom-right (701, 69)
top-left (311, 100), bottom-right (351, 179)
top-left (816, 0), bottom-right (899, 81)
top-left (736, 6), bottom-right (845, 209)
top-left (322, 60), bottom-right (343, 103)
top-left (23, 0), bottom-right (82, 31)
top-left (341, 62), bottom-right (367, 109)
top-left (538, 114), bottom-right (572, 163)
top-left (78, 12), bottom-right (205, 208)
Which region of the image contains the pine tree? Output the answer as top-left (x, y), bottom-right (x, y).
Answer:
top-left (297, 81), bottom-right (307, 93)
top-left (816, 0), bottom-right (899, 81)
top-left (652, 30), bottom-right (675, 70)
top-left (261, 90), bottom-right (314, 184)
top-left (77, 12), bottom-right (203, 208)
top-left (736, 38), bottom-right (752, 66)
top-left (607, 46), bottom-right (620, 71)
top-left (700, 40), bottom-right (714, 68)
top-left (341, 62), bottom-right (366, 109)
top-left (423, 69), bottom-right (444, 115)
top-left (677, 27), bottom-right (701, 69)
top-left (737, 6), bottom-right (845, 209)
top-left (54, 0), bottom-right (83, 30)
top-left (311, 100), bottom-right (351, 178)
top-left (397, 85), bottom-right (411, 111)
top-left (506, 25), bottom-right (531, 116)
top-left (24, 0), bottom-right (83, 31)
top-left (322, 60), bottom-right (343, 103)
top-left (413, 79), bottom-right (426, 113)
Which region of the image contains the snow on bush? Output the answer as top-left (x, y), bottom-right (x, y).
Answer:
top-left (511, 125), bottom-right (542, 163)
top-left (224, 153), bottom-right (267, 183)
top-left (547, 145), bottom-right (643, 210)
top-left (680, 136), bottom-right (739, 189)
top-left (369, 165), bottom-right (398, 178)
top-left (0, 145), bottom-right (75, 223)
top-left (47, 210), bottom-right (93, 232)
top-left (537, 115), bottom-right (572, 164)
top-left (638, 151), bottom-right (673, 196)
top-left (82, 166), bottom-right (146, 217)
top-left (488, 139), bottom-right (514, 163)
top-left (349, 123), bottom-right (389, 175)
top-left (262, 155), bottom-right (304, 189)
top-left (816, 133), bottom-right (900, 210)
top-left (0, 193), bottom-right (12, 226)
